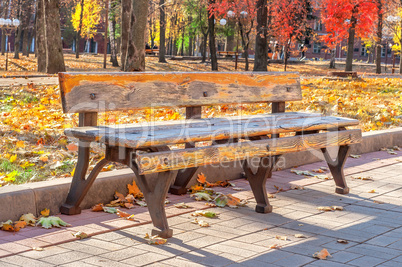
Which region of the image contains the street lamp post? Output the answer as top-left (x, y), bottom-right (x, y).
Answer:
top-left (0, 18), bottom-right (20, 71)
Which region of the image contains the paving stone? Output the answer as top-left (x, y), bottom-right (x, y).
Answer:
top-left (99, 246), bottom-right (149, 261)
top-left (329, 251), bottom-right (363, 263)
top-left (82, 256), bottom-right (134, 267)
top-left (59, 241), bottom-right (110, 255)
top-left (184, 235), bottom-right (226, 249)
top-left (306, 260), bottom-right (354, 267)
top-left (19, 246), bottom-right (71, 259)
top-left (59, 261), bottom-right (98, 267)
top-left (161, 257), bottom-right (206, 267)
top-left (345, 244), bottom-right (402, 260)
top-left (0, 260), bottom-right (19, 267)
top-left (251, 250), bottom-right (294, 264)
top-left (40, 251), bottom-right (91, 265)
top-left (347, 255), bottom-right (387, 267)
top-left (206, 244), bottom-right (258, 258)
top-left (120, 252), bottom-right (171, 266)
top-left (366, 235), bottom-right (400, 247)
top-left (195, 254), bottom-right (236, 267)
top-left (0, 255), bottom-right (55, 267)
top-left (273, 253), bottom-right (315, 266)
top-left (379, 260), bottom-right (402, 267)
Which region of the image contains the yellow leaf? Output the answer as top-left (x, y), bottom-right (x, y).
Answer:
top-left (10, 155), bottom-right (17, 163)
top-left (41, 208), bottom-right (50, 217)
top-left (70, 167), bottom-right (75, 177)
top-left (16, 141), bottom-right (25, 148)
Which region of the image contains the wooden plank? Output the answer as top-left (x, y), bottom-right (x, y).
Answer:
top-left (58, 72), bottom-right (301, 113)
top-left (134, 129), bottom-right (362, 175)
top-left (66, 114), bottom-right (359, 148)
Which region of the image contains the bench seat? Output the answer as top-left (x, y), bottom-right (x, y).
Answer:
top-left (65, 112), bottom-right (359, 148)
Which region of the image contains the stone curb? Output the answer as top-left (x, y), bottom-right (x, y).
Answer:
top-left (1, 127), bottom-right (401, 222)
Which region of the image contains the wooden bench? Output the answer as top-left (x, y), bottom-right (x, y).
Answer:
top-left (145, 49), bottom-right (159, 56)
top-left (58, 72), bottom-right (361, 238)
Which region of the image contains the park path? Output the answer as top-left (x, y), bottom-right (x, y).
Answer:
top-left (0, 150), bottom-right (401, 266)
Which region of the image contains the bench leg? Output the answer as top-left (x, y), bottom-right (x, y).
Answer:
top-left (61, 142), bottom-right (110, 215)
top-left (243, 157), bottom-right (278, 214)
top-left (321, 145), bottom-right (350, 194)
top-left (169, 167), bottom-right (198, 195)
top-left (130, 164), bottom-right (175, 238)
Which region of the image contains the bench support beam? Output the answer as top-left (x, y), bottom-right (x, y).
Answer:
top-left (130, 164), bottom-right (174, 238)
top-left (60, 141), bottom-right (110, 215)
top-left (322, 145), bottom-right (350, 194)
top-left (242, 156), bottom-right (279, 213)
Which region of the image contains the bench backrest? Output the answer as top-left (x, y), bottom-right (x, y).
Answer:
top-left (59, 72), bottom-right (301, 114)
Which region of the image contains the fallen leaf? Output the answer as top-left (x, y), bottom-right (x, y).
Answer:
top-left (37, 216), bottom-right (71, 229)
top-left (351, 176), bottom-right (373, 181)
top-left (290, 185), bottom-right (305, 190)
top-left (9, 154), bottom-right (17, 163)
top-left (275, 235), bottom-right (288, 241)
top-left (144, 233), bottom-right (167, 245)
top-left (270, 244), bottom-right (282, 249)
top-left (294, 234), bottom-right (306, 238)
top-left (189, 184), bottom-right (204, 193)
top-left (298, 224), bottom-right (304, 226)
top-left (291, 169), bottom-right (315, 176)
top-left (191, 210), bottom-right (217, 218)
top-left (317, 206), bottom-right (333, 211)
top-left (337, 239), bottom-right (349, 244)
top-left (32, 247), bottom-right (44, 251)
top-left (197, 173), bottom-right (207, 184)
top-left (368, 189), bottom-right (376, 193)
top-left (39, 155), bottom-right (48, 162)
top-left (191, 218), bottom-right (210, 227)
top-left (267, 194), bottom-right (276, 198)
top-left (214, 194), bottom-right (228, 207)
top-left (40, 208), bottom-right (50, 217)
top-left (102, 207), bottom-right (117, 214)
top-left (227, 194), bottom-right (241, 208)
top-left (14, 221), bottom-right (27, 231)
top-left (313, 248), bottom-right (332, 260)
top-left (174, 202), bottom-right (192, 209)
top-left (315, 174), bottom-right (331, 180)
top-left (135, 200), bottom-right (147, 207)
top-left (332, 206), bottom-right (344, 211)
top-left (312, 169), bottom-right (324, 173)
top-left (114, 191), bottom-right (126, 202)
top-left (373, 200), bottom-right (385, 204)
top-left (19, 213), bottom-right (36, 226)
top-left (72, 231), bottom-right (88, 239)
top-left (91, 203), bottom-right (104, 212)
top-left (232, 187), bottom-right (244, 191)
top-left (66, 143), bottom-right (78, 151)
top-left (192, 192), bottom-right (212, 202)
top-left (124, 203), bottom-right (136, 209)
top-left (350, 154), bottom-right (361, 159)
top-left (205, 203), bottom-right (217, 207)
top-left (127, 181), bottom-right (143, 198)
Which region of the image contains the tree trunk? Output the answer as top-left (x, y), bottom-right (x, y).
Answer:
top-left (253, 0), bottom-right (268, 71)
top-left (239, 23), bottom-right (249, 71)
top-left (22, 4), bottom-right (32, 57)
top-left (329, 49), bottom-right (336, 68)
top-left (1, 0), bottom-right (10, 56)
top-left (120, 0), bottom-right (131, 69)
top-left (109, 9), bottom-right (119, 67)
top-left (75, 0), bottom-right (84, 59)
top-left (226, 20), bottom-right (236, 51)
top-left (208, 0), bottom-right (218, 71)
top-left (158, 0), bottom-right (166, 62)
top-left (283, 41), bottom-right (289, 71)
top-left (36, 0), bottom-right (46, 72)
top-left (345, 11), bottom-right (357, 72)
top-left (400, 25), bottom-right (402, 74)
top-left (13, 0), bottom-right (22, 59)
top-left (124, 0), bottom-right (148, 71)
top-left (38, 0), bottom-right (66, 74)
top-left (201, 33), bottom-right (207, 63)
top-left (376, 0), bottom-right (382, 74)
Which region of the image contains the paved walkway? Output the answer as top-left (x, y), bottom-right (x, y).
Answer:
top-left (0, 150), bottom-right (401, 266)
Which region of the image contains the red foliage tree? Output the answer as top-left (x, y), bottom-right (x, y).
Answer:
top-left (270, 0), bottom-right (310, 71)
top-left (320, 0), bottom-right (378, 71)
